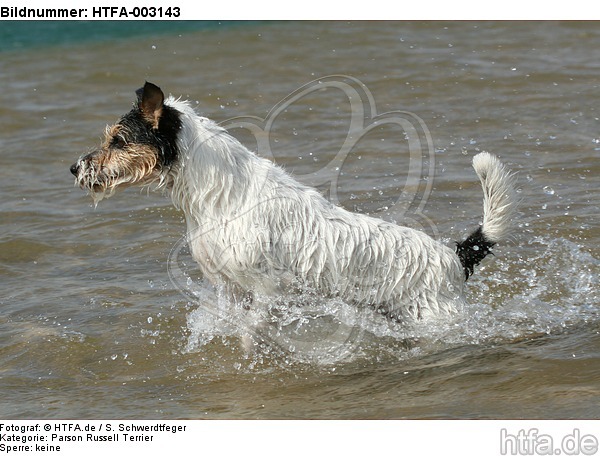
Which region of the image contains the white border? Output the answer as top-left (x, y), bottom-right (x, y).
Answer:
top-left (2, 0), bottom-right (600, 20)
top-left (2, 420), bottom-right (599, 456)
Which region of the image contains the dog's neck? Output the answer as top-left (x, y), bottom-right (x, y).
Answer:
top-left (166, 99), bottom-right (268, 226)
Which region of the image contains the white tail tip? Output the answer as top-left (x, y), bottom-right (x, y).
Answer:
top-left (472, 152), bottom-right (518, 243)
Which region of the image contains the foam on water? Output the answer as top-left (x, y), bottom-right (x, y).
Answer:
top-left (180, 235), bottom-right (598, 367)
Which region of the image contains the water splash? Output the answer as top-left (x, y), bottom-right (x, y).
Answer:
top-left (182, 236), bottom-right (598, 367)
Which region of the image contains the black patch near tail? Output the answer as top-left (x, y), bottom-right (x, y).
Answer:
top-left (455, 226), bottom-right (496, 280)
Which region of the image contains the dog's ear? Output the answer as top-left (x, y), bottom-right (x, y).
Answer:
top-left (136, 82), bottom-right (164, 129)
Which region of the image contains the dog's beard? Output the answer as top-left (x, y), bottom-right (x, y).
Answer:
top-left (74, 161), bottom-right (169, 207)
top-left (73, 165), bottom-right (121, 206)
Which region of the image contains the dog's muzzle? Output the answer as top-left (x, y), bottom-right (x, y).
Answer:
top-left (70, 155), bottom-right (98, 190)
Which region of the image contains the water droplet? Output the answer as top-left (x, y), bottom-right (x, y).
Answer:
top-left (543, 186), bottom-right (555, 195)
top-left (147, 316), bottom-right (153, 324)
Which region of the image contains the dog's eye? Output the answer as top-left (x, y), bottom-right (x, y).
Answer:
top-left (111, 137), bottom-right (126, 149)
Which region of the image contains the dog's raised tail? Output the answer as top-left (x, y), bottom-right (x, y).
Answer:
top-left (456, 152), bottom-right (518, 280)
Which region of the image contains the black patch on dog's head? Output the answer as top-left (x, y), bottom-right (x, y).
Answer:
top-left (117, 82), bottom-right (181, 167)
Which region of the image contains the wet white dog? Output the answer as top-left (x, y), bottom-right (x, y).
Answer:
top-left (71, 82), bottom-right (517, 322)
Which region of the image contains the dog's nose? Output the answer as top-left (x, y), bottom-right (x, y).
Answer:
top-left (70, 162), bottom-right (79, 176)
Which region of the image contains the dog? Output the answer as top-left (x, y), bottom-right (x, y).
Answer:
top-left (71, 82), bottom-right (517, 322)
